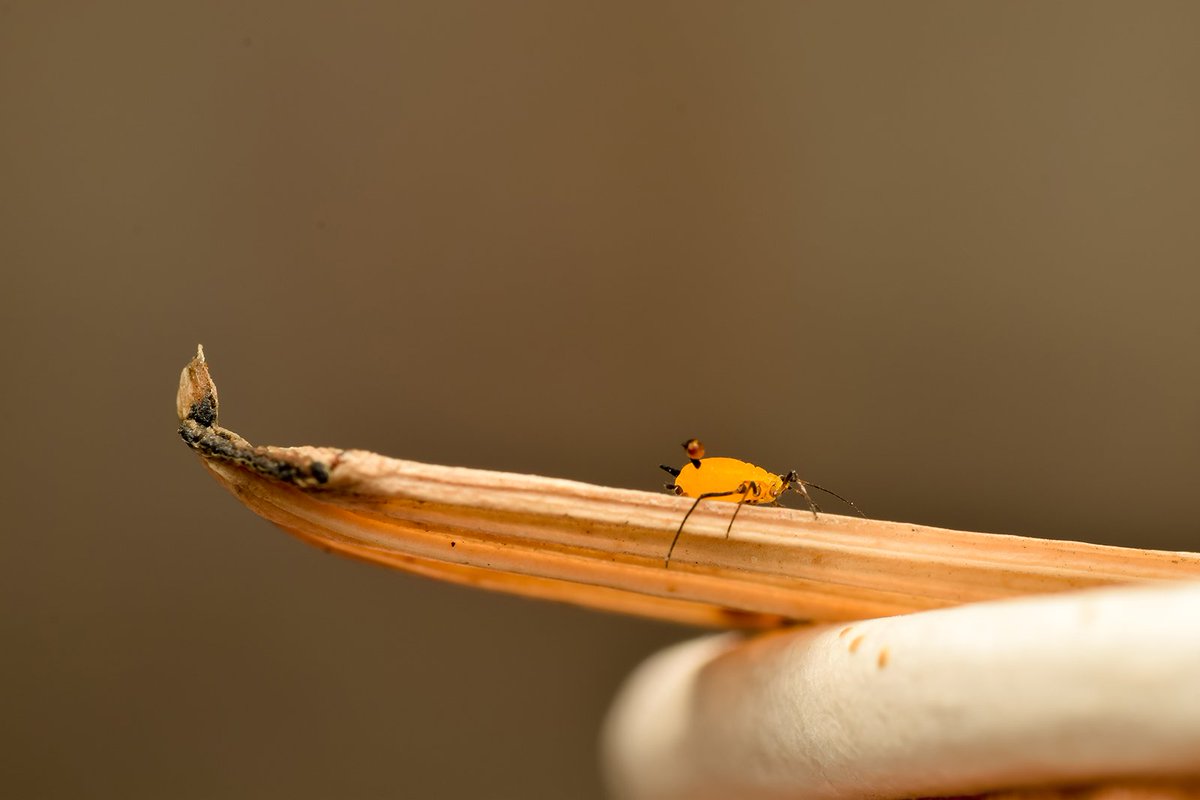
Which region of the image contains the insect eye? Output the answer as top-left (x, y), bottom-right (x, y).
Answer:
top-left (682, 438), bottom-right (706, 459)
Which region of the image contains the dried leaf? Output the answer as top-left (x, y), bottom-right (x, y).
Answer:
top-left (177, 347), bottom-right (1200, 628)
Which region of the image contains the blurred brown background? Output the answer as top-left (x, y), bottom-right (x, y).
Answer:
top-left (2, 2), bottom-right (1199, 798)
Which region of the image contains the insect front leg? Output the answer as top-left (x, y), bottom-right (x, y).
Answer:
top-left (783, 471), bottom-right (821, 519)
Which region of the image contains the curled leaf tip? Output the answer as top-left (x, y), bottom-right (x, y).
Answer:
top-left (177, 347), bottom-right (217, 426)
top-left (177, 351), bottom-right (335, 489)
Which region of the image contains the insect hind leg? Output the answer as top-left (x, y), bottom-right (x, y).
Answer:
top-left (665, 489), bottom-right (744, 568)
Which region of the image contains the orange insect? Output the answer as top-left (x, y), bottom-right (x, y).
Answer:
top-left (659, 439), bottom-right (863, 567)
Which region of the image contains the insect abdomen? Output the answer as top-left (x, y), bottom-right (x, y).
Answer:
top-left (673, 457), bottom-right (778, 503)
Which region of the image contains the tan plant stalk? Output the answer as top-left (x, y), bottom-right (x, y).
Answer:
top-left (176, 347), bottom-right (1200, 629)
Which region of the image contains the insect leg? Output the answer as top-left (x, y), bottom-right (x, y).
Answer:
top-left (794, 481), bottom-right (821, 518)
top-left (723, 483), bottom-right (754, 539)
top-left (665, 490), bottom-right (744, 568)
top-left (782, 472), bottom-right (821, 519)
top-left (802, 480), bottom-right (865, 517)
